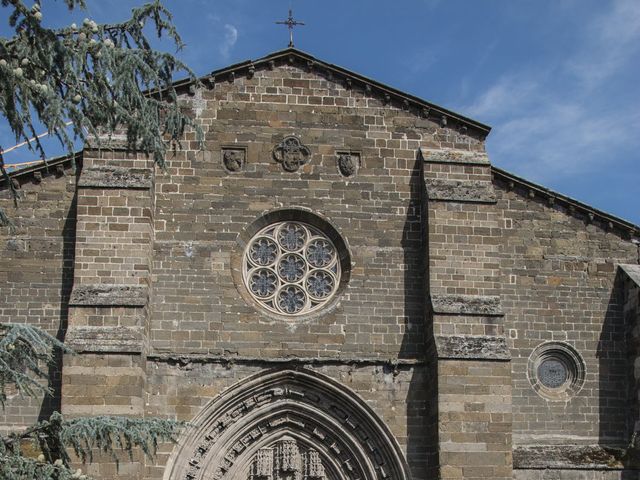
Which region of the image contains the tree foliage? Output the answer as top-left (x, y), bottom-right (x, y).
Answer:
top-left (1, 2), bottom-right (193, 477)
top-left (0, 323), bottom-right (185, 480)
top-left (0, 0), bottom-right (203, 224)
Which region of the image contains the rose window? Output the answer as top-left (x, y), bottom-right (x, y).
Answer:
top-left (243, 221), bottom-right (341, 316)
top-left (528, 342), bottom-right (585, 400)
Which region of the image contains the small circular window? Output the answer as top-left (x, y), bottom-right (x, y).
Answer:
top-left (243, 221), bottom-right (341, 316)
top-left (528, 342), bottom-right (585, 400)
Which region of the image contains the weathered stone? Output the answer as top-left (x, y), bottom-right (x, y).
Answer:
top-left (621, 264), bottom-right (640, 287)
top-left (65, 326), bottom-right (144, 353)
top-left (426, 179), bottom-right (496, 203)
top-left (78, 166), bottom-right (152, 189)
top-left (435, 334), bottom-right (510, 360)
top-left (5, 238), bottom-right (26, 251)
top-left (513, 445), bottom-right (626, 469)
top-left (421, 148), bottom-right (490, 165)
top-left (222, 148), bottom-right (246, 173)
top-left (85, 137), bottom-right (142, 150)
top-left (431, 294), bottom-right (503, 316)
top-left (69, 284), bottom-right (148, 307)
top-left (1, 47), bottom-right (639, 480)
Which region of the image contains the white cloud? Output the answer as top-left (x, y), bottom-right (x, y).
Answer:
top-left (464, 75), bottom-right (544, 120)
top-left (488, 102), bottom-right (640, 180)
top-left (566, 0), bottom-right (640, 88)
top-left (459, 0), bottom-right (640, 184)
top-left (219, 24), bottom-right (238, 60)
top-left (422, 0), bottom-right (441, 10)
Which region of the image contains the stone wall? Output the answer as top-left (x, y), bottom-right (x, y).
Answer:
top-left (143, 362), bottom-right (429, 480)
top-left (0, 163), bottom-right (77, 432)
top-left (150, 65), bottom-right (438, 359)
top-left (494, 177), bottom-right (639, 478)
top-left (623, 264), bottom-right (640, 461)
top-left (422, 148), bottom-right (513, 480)
top-left (144, 53), bottom-right (458, 480)
top-left (2, 49), bottom-right (640, 480)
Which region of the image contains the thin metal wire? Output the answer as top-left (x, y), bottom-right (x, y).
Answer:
top-left (0, 121), bottom-right (74, 156)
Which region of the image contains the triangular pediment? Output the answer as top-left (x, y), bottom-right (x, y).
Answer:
top-left (176, 47), bottom-right (491, 139)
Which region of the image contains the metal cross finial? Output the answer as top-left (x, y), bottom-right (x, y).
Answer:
top-left (276, 9), bottom-right (305, 48)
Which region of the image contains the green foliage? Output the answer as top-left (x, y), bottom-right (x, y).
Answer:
top-left (0, 323), bottom-right (185, 479)
top-left (1, 3), bottom-right (193, 475)
top-left (0, 323), bottom-right (71, 407)
top-left (0, 454), bottom-right (89, 480)
top-left (0, 0), bottom-right (204, 224)
top-left (63, 415), bottom-right (183, 463)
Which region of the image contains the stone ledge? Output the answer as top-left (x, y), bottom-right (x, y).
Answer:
top-left (513, 445), bottom-right (627, 469)
top-left (431, 294), bottom-right (503, 316)
top-left (436, 334), bottom-right (510, 360)
top-left (421, 148), bottom-right (490, 165)
top-left (426, 179), bottom-right (496, 203)
top-left (69, 284), bottom-right (148, 307)
top-left (78, 166), bottom-right (152, 189)
top-left (85, 137), bottom-right (143, 151)
top-left (621, 264), bottom-right (640, 287)
top-left (65, 326), bottom-right (144, 353)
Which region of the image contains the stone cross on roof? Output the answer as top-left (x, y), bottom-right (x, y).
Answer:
top-left (276, 9), bottom-right (305, 48)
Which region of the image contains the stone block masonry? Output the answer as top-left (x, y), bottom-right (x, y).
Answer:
top-left (1, 48), bottom-right (639, 480)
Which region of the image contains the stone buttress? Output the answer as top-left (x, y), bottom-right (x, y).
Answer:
top-left (62, 145), bottom-right (155, 479)
top-left (422, 147), bottom-right (512, 480)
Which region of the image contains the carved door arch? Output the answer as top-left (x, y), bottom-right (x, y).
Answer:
top-left (163, 369), bottom-right (411, 480)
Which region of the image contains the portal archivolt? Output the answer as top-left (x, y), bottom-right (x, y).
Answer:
top-left (163, 369), bottom-right (411, 480)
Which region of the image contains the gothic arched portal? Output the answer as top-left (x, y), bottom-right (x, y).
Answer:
top-left (163, 369), bottom-right (411, 480)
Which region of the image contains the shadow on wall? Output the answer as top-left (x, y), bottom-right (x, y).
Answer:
top-left (38, 190), bottom-right (77, 421)
top-left (398, 149), bottom-right (439, 479)
top-left (598, 269), bottom-right (638, 475)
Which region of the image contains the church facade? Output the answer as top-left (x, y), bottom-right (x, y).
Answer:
top-left (2, 48), bottom-right (640, 480)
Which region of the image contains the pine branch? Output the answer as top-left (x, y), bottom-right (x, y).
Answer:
top-left (61, 415), bottom-right (185, 464)
top-left (2, 412), bottom-right (185, 467)
top-left (0, 323), bottom-right (72, 408)
top-left (0, 0), bottom-right (204, 211)
top-left (0, 453), bottom-right (89, 480)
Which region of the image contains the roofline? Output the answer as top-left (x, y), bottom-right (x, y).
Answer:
top-left (174, 47), bottom-right (492, 138)
top-left (4, 153), bottom-right (638, 239)
top-left (1, 151), bottom-right (80, 188)
top-left (492, 165), bottom-right (640, 237)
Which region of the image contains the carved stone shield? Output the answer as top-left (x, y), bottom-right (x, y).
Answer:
top-left (272, 136), bottom-right (311, 172)
top-left (337, 154), bottom-right (356, 177)
top-left (222, 148), bottom-right (245, 172)
top-left (337, 152), bottom-right (359, 178)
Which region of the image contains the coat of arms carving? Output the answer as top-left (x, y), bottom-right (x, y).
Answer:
top-left (222, 148), bottom-right (246, 173)
top-left (272, 136), bottom-right (311, 172)
top-left (337, 152), bottom-right (359, 178)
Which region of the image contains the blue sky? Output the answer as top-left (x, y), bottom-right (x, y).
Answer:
top-left (1, 0), bottom-right (639, 224)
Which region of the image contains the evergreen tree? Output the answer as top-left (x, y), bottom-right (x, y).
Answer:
top-left (1, 324), bottom-right (184, 479)
top-left (1, 1), bottom-right (195, 477)
top-left (0, 0), bottom-right (203, 225)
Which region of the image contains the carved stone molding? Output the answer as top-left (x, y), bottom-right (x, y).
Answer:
top-left (513, 445), bottom-right (626, 469)
top-left (431, 294), bottom-right (503, 316)
top-left (336, 152), bottom-right (359, 178)
top-left (222, 147), bottom-right (246, 173)
top-left (65, 326), bottom-right (144, 353)
top-left (78, 166), bottom-right (152, 189)
top-left (272, 136), bottom-right (311, 172)
top-left (425, 179), bottom-right (496, 204)
top-left (69, 284), bottom-right (148, 307)
top-left (163, 369), bottom-right (411, 480)
top-left (435, 334), bottom-right (510, 361)
top-left (420, 148), bottom-right (490, 165)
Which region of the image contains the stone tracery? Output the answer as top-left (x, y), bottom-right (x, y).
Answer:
top-left (163, 369), bottom-right (411, 480)
top-left (243, 222), bottom-right (341, 317)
